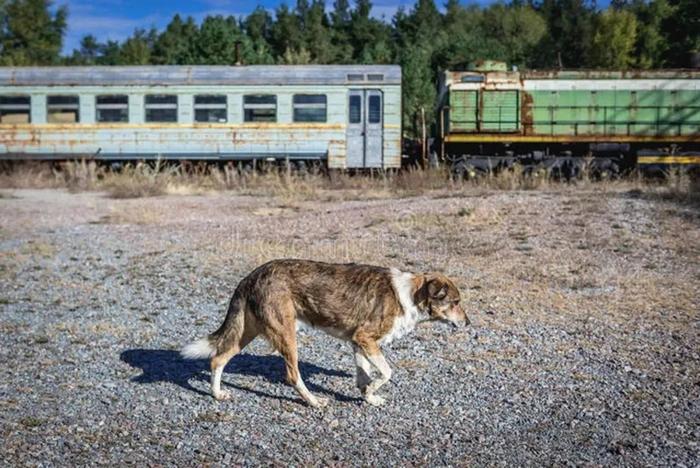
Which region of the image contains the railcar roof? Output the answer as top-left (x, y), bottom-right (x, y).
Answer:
top-left (0, 65), bottom-right (401, 86)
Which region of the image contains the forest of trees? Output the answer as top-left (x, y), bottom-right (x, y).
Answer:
top-left (0, 0), bottom-right (698, 130)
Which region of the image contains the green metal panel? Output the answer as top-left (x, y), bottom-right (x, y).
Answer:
top-left (528, 87), bottom-right (700, 137)
top-left (481, 90), bottom-right (519, 132)
top-left (449, 90), bottom-right (478, 132)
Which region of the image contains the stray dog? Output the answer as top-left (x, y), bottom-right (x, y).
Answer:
top-left (182, 259), bottom-right (468, 407)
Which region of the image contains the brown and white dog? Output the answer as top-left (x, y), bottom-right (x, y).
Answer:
top-left (182, 259), bottom-right (468, 407)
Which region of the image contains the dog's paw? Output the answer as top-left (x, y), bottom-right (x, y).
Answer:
top-left (365, 394), bottom-right (386, 407)
top-left (311, 396), bottom-right (330, 408)
top-left (213, 390), bottom-right (232, 401)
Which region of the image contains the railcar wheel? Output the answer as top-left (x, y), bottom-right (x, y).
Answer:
top-left (452, 161), bottom-right (477, 180)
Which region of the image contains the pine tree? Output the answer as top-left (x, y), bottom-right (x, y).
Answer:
top-left (270, 4), bottom-right (304, 58)
top-left (118, 28), bottom-right (157, 65)
top-left (587, 8), bottom-right (638, 69)
top-left (194, 15), bottom-right (243, 65)
top-left (244, 7), bottom-right (275, 64)
top-left (152, 14), bottom-right (198, 65)
top-left (0, 0), bottom-right (67, 65)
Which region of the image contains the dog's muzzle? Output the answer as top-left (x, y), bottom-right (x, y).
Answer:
top-left (447, 305), bottom-right (470, 328)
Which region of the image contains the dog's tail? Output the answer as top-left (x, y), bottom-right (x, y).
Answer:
top-left (181, 295), bottom-right (248, 360)
top-left (181, 336), bottom-right (216, 359)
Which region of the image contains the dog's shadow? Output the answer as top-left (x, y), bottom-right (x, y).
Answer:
top-left (119, 349), bottom-right (361, 405)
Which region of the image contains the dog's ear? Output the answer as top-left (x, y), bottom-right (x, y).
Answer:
top-left (426, 276), bottom-right (448, 300)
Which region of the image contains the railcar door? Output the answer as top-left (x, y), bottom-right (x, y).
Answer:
top-left (346, 90), bottom-right (384, 168)
top-left (364, 90), bottom-right (383, 167)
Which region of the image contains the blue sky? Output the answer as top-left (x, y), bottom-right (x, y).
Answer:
top-left (59, 0), bottom-right (456, 53)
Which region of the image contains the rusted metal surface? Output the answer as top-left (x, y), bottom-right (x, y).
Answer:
top-left (0, 124), bottom-right (344, 160)
top-left (444, 134), bottom-right (700, 143)
top-left (521, 91), bottom-right (534, 136)
top-left (523, 69), bottom-right (700, 80)
top-left (0, 65), bottom-right (402, 87)
top-left (442, 67), bottom-right (700, 141)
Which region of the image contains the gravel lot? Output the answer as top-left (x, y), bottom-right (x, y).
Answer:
top-left (1, 187), bottom-right (698, 466)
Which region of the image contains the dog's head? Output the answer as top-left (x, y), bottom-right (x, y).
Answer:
top-left (416, 273), bottom-right (469, 328)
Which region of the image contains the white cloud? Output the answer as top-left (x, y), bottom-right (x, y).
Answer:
top-left (64, 12), bottom-right (167, 52)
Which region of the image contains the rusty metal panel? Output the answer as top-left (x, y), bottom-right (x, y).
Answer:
top-left (0, 124), bottom-right (350, 160)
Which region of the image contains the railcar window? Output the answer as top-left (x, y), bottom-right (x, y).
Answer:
top-left (243, 95), bottom-right (276, 122)
top-left (349, 95), bottom-right (362, 123)
top-left (194, 95), bottom-right (227, 123)
top-left (367, 74), bottom-right (384, 82)
top-left (368, 95), bottom-right (381, 124)
top-left (145, 95), bottom-right (178, 122)
top-left (0, 96), bottom-right (31, 123)
top-left (96, 95), bottom-right (128, 123)
top-left (47, 95), bottom-right (79, 123)
top-left (347, 74), bottom-right (364, 82)
top-left (293, 94), bottom-right (327, 123)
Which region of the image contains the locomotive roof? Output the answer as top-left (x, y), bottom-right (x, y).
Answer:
top-left (0, 65), bottom-right (401, 86)
top-left (445, 68), bottom-right (700, 80)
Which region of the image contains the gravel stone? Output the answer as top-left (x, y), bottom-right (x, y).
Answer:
top-left (0, 188), bottom-right (698, 466)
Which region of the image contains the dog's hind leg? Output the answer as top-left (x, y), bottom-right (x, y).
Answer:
top-left (264, 310), bottom-right (328, 408)
top-left (210, 310), bottom-right (259, 401)
top-left (275, 334), bottom-right (329, 408)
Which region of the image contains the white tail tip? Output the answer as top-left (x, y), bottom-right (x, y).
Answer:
top-left (181, 337), bottom-right (215, 359)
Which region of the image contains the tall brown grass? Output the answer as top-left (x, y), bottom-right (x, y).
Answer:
top-left (0, 160), bottom-right (697, 202)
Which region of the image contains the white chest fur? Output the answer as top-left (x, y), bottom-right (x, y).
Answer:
top-left (381, 269), bottom-right (422, 345)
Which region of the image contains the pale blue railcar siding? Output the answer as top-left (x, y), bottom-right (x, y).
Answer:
top-left (80, 95), bottom-right (95, 123)
top-left (383, 86), bottom-right (402, 168)
top-left (0, 126), bottom-right (345, 158)
top-left (178, 94), bottom-right (193, 123)
top-left (0, 65), bottom-right (403, 167)
top-left (129, 95), bottom-right (144, 124)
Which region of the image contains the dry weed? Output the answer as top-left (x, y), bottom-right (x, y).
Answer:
top-left (0, 162), bottom-right (61, 188)
top-left (100, 205), bottom-right (165, 225)
top-left (1, 161), bottom-right (698, 206)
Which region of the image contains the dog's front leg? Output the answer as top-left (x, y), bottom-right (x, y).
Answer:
top-left (362, 351), bottom-right (392, 406)
top-left (352, 336), bottom-right (393, 406)
top-left (352, 344), bottom-right (373, 392)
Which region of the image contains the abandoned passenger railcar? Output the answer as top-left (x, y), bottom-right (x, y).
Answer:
top-left (0, 65), bottom-right (402, 169)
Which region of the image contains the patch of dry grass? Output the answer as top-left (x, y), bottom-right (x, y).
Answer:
top-left (1, 161), bottom-right (698, 204)
top-left (95, 205), bottom-right (166, 225)
top-left (645, 169), bottom-right (700, 205)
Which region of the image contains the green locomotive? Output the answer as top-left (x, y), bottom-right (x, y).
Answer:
top-left (437, 61), bottom-right (700, 177)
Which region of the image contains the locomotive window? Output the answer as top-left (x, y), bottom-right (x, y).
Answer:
top-left (145, 94), bottom-right (178, 122)
top-left (47, 95), bottom-right (80, 123)
top-left (243, 95), bottom-right (276, 122)
top-left (96, 95), bottom-right (128, 123)
top-left (349, 95), bottom-right (361, 123)
top-left (368, 95), bottom-right (381, 124)
top-left (194, 95), bottom-right (227, 123)
top-left (293, 94), bottom-right (326, 123)
top-left (0, 95), bottom-right (31, 123)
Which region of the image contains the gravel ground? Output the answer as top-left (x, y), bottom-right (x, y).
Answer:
top-left (0, 187), bottom-right (698, 466)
